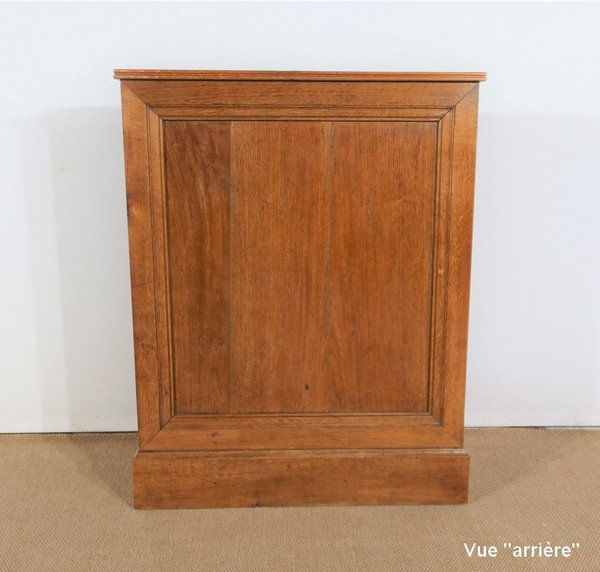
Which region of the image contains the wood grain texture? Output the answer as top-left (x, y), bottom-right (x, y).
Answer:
top-left (114, 69), bottom-right (486, 82)
top-left (133, 449), bottom-right (469, 508)
top-left (165, 121), bottom-right (438, 415)
top-left (164, 121), bottom-right (231, 414)
top-left (428, 110), bottom-right (455, 423)
top-left (230, 121), bottom-right (331, 413)
top-left (146, 110), bottom-right (175, 426)
top-left (142, 416), bottom-right (458, 452)
top-left (151, 106), bottom-right (448, 121)
top-left (442, 85), bottom-right (480, 443)
top-left (118, 72), bottom-right (484, 507)
top-left (120, 86), bottom-right (161, 446)
top-left (329, 122), bottom-right (437, 412)
top-left (123, 80), bottom-right (476, 110)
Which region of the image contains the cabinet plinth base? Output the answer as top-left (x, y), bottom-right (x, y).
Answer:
top-left (132, 448), bottom-right (469, 509)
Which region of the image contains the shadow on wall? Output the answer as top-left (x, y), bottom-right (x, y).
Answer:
top-left (20, 108), bottom-right (137, 431)
top-left (467, 112), bottom-right (600, 426)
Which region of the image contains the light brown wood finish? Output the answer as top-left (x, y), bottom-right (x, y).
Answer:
top-left (442, 85), bottom-right (480, 438)
top-left (122, 80), bottom-right (477, 109)
top-left (117, 70), bottom-right (485, 507)
top-left (119, 87), bottom-right (161, 447)
top-left (230, 121), bottom-right (331, 413)
top-left (133, 449), bottom-right (469, 509)
top-left (114, 69), bottom-right (486, 82)
top-left (329, 122), bottom-right (436, 412)
top-left (164, 121), bottom-right (231, 414)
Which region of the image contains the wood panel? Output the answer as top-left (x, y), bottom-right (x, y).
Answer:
top-left (133, 448), bottom-right (469, 508)
top-left (115, 69), bottom-right (486, 82)
top-left (147, 110), bottom-right (174, 425)
top-left (164, 121), bottom-right (231, 414)
top-left (152, 106), bottom-right (448, 121)
top-left (329, 122), bottom-right (437, 412)
top-left (120, 86), bottom-right (161, 446)
top-left (428, 109), bottom-right (455, 423)
top-left (118, 72), bottom-right (484, 507)
top-left (442, 85), bottom-right (480, 442)
top-left (162, 120), bottom-right (439, 415)
top-left (230, 121), bottom-right (330, 413)
top-left (123, 80), bottom-right (476, 109)
top-left (142, 415), bottom-right (459, 452)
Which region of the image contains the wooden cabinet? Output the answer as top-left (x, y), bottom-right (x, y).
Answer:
top-left (115, 70), bottom-right (486, 508)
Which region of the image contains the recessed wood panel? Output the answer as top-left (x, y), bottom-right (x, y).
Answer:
top-left (329, 122), bottom-right (437, 412)
top-left (164, 121), bottom-right (231, 414)
top-left (230, 122), bottom-right (331, 413)
top-left (166, 120), bottom-right (437, 415)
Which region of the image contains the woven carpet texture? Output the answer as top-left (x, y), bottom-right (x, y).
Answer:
top-left (1, 429), bottom-right (598, 571)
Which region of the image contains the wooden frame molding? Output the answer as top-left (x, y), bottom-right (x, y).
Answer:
top-left (117, 70), bottom-right (484, 508)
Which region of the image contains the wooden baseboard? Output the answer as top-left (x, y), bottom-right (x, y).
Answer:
top-left (133, 448), bottom-right (469, 509)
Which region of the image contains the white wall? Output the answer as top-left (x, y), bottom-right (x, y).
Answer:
top-left (1, 2), bottom-right (599, 431)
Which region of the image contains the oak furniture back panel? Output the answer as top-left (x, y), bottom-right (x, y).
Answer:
top-left (116, 70), bottom-right (485, 508)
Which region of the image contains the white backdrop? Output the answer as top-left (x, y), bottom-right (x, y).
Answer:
top-left (1, 2), bottom-right (599, 431)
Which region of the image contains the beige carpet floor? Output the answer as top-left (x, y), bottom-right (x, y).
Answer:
top-left (0, 429), bottom-right (598, 571)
